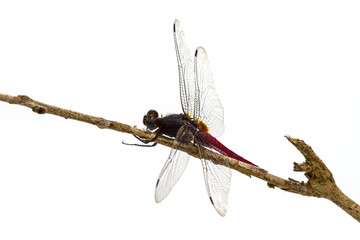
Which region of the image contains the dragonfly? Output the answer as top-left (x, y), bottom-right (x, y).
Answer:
top-left (129, 20), bottom-right (257, 216)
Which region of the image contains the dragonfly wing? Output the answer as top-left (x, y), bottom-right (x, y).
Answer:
top-left (155, 126), bottom-right (191, 203)
top-left (155, 150), bottom-right (190, 203)
top-left (194, 47), bottom-right (225, 137)
top-left (173, 19), bottom-right (196, 117)
top-left (196, 137), bottom-right (231, 216)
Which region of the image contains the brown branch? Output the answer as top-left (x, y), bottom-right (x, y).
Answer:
top-left (286, 137), bottom-right (360, 221)
top-left (0, 93), bottom-right (359, 222)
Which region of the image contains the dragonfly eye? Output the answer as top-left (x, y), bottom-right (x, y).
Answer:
top-left (143, 110), bottom-right (159, 130)
top-left (148, 110), bottom-right (159, 119)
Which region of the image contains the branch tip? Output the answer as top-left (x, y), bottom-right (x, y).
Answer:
top-left (293, 162), bottom-right (312, 172)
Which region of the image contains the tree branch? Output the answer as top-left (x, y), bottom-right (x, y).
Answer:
top-left (0, 93), bottom-right (359, 222)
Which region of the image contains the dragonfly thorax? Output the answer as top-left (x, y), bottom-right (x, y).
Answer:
top-left (185, 113), bottom-right (209, 133)
top-left (196, 119), bottom-right (209, 133)
top-left (143, 110), bottom-right (201, 141)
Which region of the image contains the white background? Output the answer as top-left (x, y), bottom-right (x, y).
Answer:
top-left (1, 1), bottom-right (359, 239)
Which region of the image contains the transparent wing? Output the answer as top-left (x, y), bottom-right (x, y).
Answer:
top-left (155, 126), bottom-right (191, 203)
top-left (194, 47), bottom-right (225, 137)
top-left (196, 136), bottom-right (231, 217)
top-left (173, 19), bottom-right (196, 117)
top-left (202, 159), bottom-right (231, 216)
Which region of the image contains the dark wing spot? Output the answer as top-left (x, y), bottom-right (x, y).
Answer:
top-left (209, 196), bottom-right (214, 205)
top-left (173, 23), bottom-right (176, 33)
top-left (156, 179), bottom-right (160, 187)
top-left (195, 49), bottom-right (198, 57)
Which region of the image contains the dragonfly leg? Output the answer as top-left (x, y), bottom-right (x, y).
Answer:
top-left (122, 130), bottom-right (161, 147)
top-left (122, 140), bottom-right (157, 147)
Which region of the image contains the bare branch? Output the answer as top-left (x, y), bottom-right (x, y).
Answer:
top-left (0, 93), bottom-right (359, 222)
top-left (286, 136), bottom-right (360, 221)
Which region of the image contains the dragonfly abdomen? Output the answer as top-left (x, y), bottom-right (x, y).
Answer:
top-left (198, 132), bottom-right (258, 167)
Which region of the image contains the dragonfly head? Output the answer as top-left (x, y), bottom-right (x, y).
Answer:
top-left (143, 110), bottom-right (159, 130)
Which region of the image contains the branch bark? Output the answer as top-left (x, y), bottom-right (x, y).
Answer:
top-left (0, 93), bottom-right (359, 222)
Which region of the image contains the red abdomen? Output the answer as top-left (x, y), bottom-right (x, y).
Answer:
top-left (198, 132), bottom-right (258, 167)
